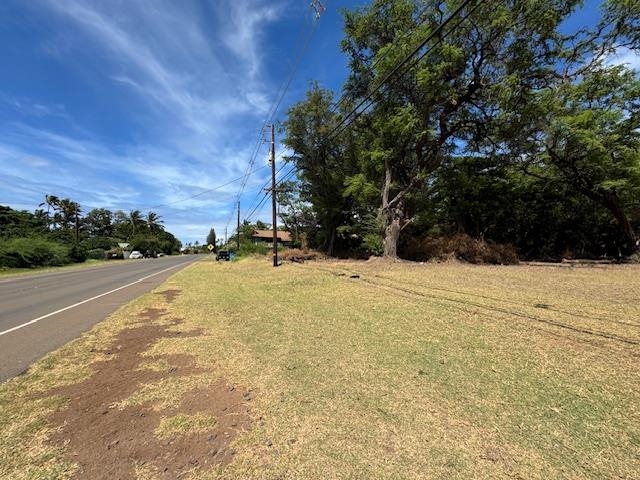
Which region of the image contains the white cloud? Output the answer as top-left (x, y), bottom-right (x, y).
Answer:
top-left (3, 0), bottom-right (290, 244)
top-left (605, 46), bottom-right (640, 72)
top-left (216, 0), bottom-right (283, 79)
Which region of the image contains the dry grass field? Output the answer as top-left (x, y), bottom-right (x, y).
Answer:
top-left (1, 257), bottom-right (638, 479)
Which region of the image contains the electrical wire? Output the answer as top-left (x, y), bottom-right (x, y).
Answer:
top-left (227, 5), bottom-right (324, 233)
top-left (274, 0), bottom-right (483, 191)
top-left (323, 0), bottom-right (479, 144)
top-left (147, 164), bottom-right (270, 210)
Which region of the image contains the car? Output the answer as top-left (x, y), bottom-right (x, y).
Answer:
top-left (129, 250), bottom-right (143, 259)
top-left (216, 250), bottom-right (230, 261)
top-left (144, 250), bottom-right (157, 258)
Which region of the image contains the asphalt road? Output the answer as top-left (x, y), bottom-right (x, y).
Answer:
top-left (0, 255), bottom-right (201, 382)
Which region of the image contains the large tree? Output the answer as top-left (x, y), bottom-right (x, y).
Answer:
top-left (282, 84), bottom-right (358, 255)
top-left (340, 0), bottom-right (583, 258)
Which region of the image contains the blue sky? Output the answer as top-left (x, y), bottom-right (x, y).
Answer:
top-left (0, 0), bottom-right (637, 246)
top-left (0, 0), bottom-right (365, 245)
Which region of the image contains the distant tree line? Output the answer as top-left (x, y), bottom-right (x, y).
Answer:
top-left (280, 0), bottom-right (640, 261)
top-left (0, 196), bottom-right (181, 268)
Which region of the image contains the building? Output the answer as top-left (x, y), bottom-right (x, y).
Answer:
top-left (251, 229), bottom-right (292, 247)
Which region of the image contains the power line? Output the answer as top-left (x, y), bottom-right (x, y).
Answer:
top-left (326, 2), bottom-right (433, 116)
top-left (147, 164), bottom-right (269, 210)
top-left (323, 0), bottom-right (480, 145)
top-left (228, 4), bottom-right (325, 233)
top-left (249, 0), bottom-right (481, 225)
top-left (243, 155), bottom-right (289, 222)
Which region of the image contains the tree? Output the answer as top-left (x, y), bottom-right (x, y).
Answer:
top-left (538, 66), bottom-right (640, 254)
top-left (128, 210), bottom-right (145, 237)
top-left (146, 211), bottom-right (164, 233)
top-left (38, 194), bottom-right (60, 229)
top-left (276, 180), bottom-right (317, 248)
top-left (55, 198), bottom-right (82, 243)
top-left (84, 208), bottom-right (113, 237)
top-left (283, 84), bottom-right (358, 254)
top-left (339, 0), bottom-right (584, 258)
top-left (206, 228), bottom-right (217, 249)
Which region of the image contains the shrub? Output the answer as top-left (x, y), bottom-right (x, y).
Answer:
top-left (87, 248), bottom-right (107, 260)
top-left (404, 234), bottom-right (519, 265)
top-left (236, 241), bottom-right (269, 257)
top-left (68, 244), bottom-right (88, 263)
top-left (0, 237), bottom-right (70, 268)
top-left (279, 248), bottom-right (321, 262)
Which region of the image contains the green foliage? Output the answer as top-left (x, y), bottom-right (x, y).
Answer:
top-left (0, 238), bottom-right (70, 268)
top-left (362, 233), bottom-right (384, 256)
top-left (87, 248), bottom-right (107, 260)
top-left (1, 200), bottom-right (182, 269)
top-left (281, 0), bottom-right (639, 260)
top-left (80, 236), bottom-right (117, 251)
top-left (206, 228), bottom-right (217, 248)
top-left (236, 241), bottom-right (269, 257)
top-left (68, 244), bottom-right (88, 263)
top-left (0, 206), bottom-right (47, 238)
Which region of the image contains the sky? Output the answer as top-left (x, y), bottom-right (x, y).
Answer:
top-left (0, 0), bottom-right (637, 246)
top-left (0, 0), bottom-right (365, 245)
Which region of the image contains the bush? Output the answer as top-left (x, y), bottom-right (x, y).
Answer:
top-left (279, 248), bottom-right (321, 262)
top-left (236, 241), bottom-right (269, 257)
top-left (404, 234), bottom-right (519, 265)
top-left (81, 236), bottom-right (117, 251)
top-left (0, 237), bottom-right (70, 268)
top-left (68, 244), bottom-right (88, 263)
top-left (87, 248), bottom-right (107, 260)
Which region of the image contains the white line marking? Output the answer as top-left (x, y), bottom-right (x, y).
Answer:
top-left (0, 262), bottom-right (187, 337)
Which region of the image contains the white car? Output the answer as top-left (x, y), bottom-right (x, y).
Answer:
top-left (129, 250), bottom-right (143, 259)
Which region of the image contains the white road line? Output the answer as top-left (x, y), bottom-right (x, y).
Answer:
top-left (0, 262), bottom-right (187, 337)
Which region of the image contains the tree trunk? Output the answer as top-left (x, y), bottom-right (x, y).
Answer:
top-left (381, 157), bottom-right (404, 259)
top-left (326, 226), bottom-right (336, 257)
top-left (600, 190), bottom-right (638, 255)
top-left (383, 216), bottom-right (401, 258)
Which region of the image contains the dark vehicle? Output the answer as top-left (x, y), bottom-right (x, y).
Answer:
top-left (216, 250), bottom-right (230, 261)
top-left (144, 250), bottom-right (157, 258)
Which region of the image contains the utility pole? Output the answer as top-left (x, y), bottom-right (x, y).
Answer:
top-left (236, 201), bottom-right (240, 251)
top-left (270, 123), bottom-right (278, 267)
top-left (224, 227), bottom-right (227, 245)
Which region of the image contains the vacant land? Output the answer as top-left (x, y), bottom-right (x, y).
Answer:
top-left (1, 258), bottom-right (638, 479)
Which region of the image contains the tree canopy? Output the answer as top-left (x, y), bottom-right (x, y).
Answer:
top-left (281, 0), bottom-right (640, 260)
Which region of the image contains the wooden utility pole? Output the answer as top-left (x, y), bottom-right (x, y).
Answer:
top-left (236, 201), bottom-right (240, 251)
top-left (270, 123), bottom-right (278, 267)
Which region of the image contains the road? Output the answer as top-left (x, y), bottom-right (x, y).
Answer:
top-left (0, 255), bottom-right (201, 382)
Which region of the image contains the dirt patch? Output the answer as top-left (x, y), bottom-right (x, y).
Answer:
top-left (157, 289), bottom-right (181, 303)
top-left (42, 310), bottom-right (252, 479)
top-left (137, 307), bottom-right (168, 322)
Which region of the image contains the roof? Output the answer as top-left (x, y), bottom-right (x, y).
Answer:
top-left (252, 229), bottom-right (292, 242)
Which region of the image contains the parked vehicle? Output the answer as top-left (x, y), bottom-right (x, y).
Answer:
top-left (216, 250), bottom-right (230, 261)
top-left (129, 250), bottom-right (143, 259)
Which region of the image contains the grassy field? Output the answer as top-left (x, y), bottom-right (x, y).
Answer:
top-left (0, 258), bottom-right (108, 277)
top-left (1, 257), bottom-right (639, 479)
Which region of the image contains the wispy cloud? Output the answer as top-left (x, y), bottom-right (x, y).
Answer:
top-left (0, 0), bottom-right (287, 242)
top-left (605, 46), bottom-right (640, 72)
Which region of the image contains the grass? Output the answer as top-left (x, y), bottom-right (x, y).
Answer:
top-left (0, 258), bottom-right (108, 277)
top-left (155, 413), bottom-right (218, 439)
top-left (1, 257), bottom-right (639, 479)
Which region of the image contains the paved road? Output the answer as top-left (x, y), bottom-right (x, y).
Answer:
top-left (0, 255), bottom-right (201, 382)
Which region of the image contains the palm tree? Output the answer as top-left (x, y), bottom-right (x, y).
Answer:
top-left (38, 194), bottom-right (60, 229)
top-left (58, 199), bottom-right (82, 242)
top-left (129, 210), bottom-right (144, 237)
top-left (146, 211), bottom-right (164, 233)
